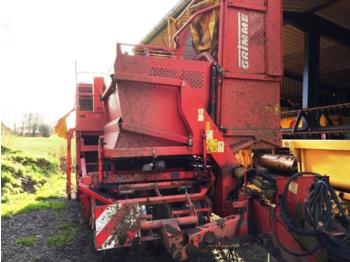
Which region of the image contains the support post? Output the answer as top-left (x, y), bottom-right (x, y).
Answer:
top-left (302, 14), bottom-right (320, 109)
top-left (98, 136), bottom-right (104, 183)
top-left (66, 128), bottom-right (75, 199)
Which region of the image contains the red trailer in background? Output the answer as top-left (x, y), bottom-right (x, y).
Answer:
top-left (66, 0), bottom-right (350, 261)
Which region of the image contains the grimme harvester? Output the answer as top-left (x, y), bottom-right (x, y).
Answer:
top-left (65, 0), bottom-right (350, 260)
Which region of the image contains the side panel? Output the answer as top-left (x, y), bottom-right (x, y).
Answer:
top-left (103, 48), bottom-right (212, 150)
top-left (218, 0), bottom-right (282, 149)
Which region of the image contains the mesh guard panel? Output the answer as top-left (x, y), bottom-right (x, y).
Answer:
top-left (249, 12), bottom-right (265, 46)
top-left (149, 68), bottom-right (204, 88)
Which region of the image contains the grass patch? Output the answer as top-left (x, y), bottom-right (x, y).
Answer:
top-left (1, 175), bottom-right (67, 218)
top-left (47, 223), bottom-right (78, 247)
top-left (1, 134), bottom-right (70, 218)
top-left (18, 199), bottom-right (67, 214)
top-left (1, 135), bottom-right (66, 162)
top-left (15, 235), bottom-right (37, 246)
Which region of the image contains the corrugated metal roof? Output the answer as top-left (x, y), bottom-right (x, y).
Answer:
top-left (282, 0), bottom-right (350, 90)
top-left (284, 31), bottom-right (350, 81)
top-left (283, 0), bottom-right (332, 12)
top-left (141, 0), bottom-right (192, 44)
top-left (284, 25), bottom-right (335, 58)
top-left (316, 0), bottom-right (350, 30)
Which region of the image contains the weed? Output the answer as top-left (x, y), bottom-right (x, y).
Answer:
top-left (47, 223), bottom-right (78, 247)
top-left (15, 235), bottom-right (37, 246)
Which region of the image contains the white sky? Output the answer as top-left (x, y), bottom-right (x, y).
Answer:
top-left (0, 0), bottom-right (178, 128)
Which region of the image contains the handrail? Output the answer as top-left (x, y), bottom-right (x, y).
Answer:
top-left (168, 0), bottom-right (197, 47)
top-left (172, 4), bottom-right (220, 47)
top-left (116, 43), bottom-right (176, 57)
top-left (176, 0), bottom-right (197, 22)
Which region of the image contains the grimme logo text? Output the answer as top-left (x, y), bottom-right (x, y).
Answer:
top-left (238, 12), bottom-right (249, 69)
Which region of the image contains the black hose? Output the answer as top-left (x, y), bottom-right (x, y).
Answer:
top-left (279, 172), bottom-right (321, 236)
top-left (209, 64), bottom-right (217, 121)
top-left (277, 236), bottom-right (321, 257)
top-left (272, 204), bottom-right (321, 257)
top-left (278, 172), bottom-right (350, 260)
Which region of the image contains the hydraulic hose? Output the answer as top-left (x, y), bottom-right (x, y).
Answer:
top-left (278, 172), bottom-right (350, 260)
top-left (279, 172), bottom-right (321, 236)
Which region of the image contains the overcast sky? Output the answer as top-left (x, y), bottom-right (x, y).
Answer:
top-left (0, 0), bottom-right (178, 127)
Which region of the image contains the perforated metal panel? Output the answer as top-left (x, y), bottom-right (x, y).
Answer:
top-left (79, 97), bottom-right (93, 112)
top-left (249, 12), bottom-right (265, 46)
top-left (182, 70), bottom-right (204, 88)
top-left (77, 84), bottom-right (93, 111)
top-left (78, 85), bottom-right (93, 94)
top-left (149, 68), bottom-right (204, 88)
top-left (149, 68), bottom-right (178, 79)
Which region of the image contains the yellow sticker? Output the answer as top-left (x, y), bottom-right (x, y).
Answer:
top-left (197, 108), bottom-right (204, 122)
top-left (205, 121), bottom-right (211, 131)
top-left (218, 141), bottom-right (225, 152)
top-left (206, 139), bottom-right (218, 153)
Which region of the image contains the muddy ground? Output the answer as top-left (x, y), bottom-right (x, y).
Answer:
top-left (1, 199), bottom-right (270, 262)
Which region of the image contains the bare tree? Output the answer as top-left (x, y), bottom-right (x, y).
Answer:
top-left (26, 113), bottom-right (32, 136)
top-left (19, 113), bottom-right (43, 136)
top-left (20, 119), bottom-right (25, 136)
top-left (31, 114), bottom-right (41, 136)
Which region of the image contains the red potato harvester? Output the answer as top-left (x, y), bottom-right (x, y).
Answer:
top-left (65, 0), bottom-right (350, 260)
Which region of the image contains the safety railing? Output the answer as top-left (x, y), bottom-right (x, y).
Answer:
top-left (117, 43), bottom-right (176, 58)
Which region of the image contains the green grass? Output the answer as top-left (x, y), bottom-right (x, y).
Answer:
top-left (5, 197), bottom-right (67, 216)
top-left (1, 134), bottom-right (70, 218)
top-left (1, 164), bottom-right (67, 217)
top-left (47, 223), bottom-right (78, 247)
top-left (15, 235), bottom-right (37, 246)
top-left (2, 134), bottom-right (66, 162)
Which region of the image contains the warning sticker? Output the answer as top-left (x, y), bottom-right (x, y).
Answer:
top-left (206, 130), bottom-right (213, 140)
top-left (204, 121), bottom-right (224, 154)
top-left (288, 181), bottom-right (298, 194)
top-left (206, 139), bottom-right (218, 153)
top-left (218, 141), bottom-right (225, 152)
top-left (197, 108), bottom-right (204, 122)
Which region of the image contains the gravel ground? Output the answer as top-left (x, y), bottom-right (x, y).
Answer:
top-left (1, 199), bottom-right (177, 262)
top-left (1, 199), bottom-right (269, 262)
top-left (2, 200), bottom-right (102, 262)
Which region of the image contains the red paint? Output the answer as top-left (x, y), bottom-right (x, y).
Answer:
top-left (64, 1), bottom-right (320, 261)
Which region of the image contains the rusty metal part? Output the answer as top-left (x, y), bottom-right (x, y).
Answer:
top-left (161, 220), bottom-right (184, 260)
top-left (116, 180), bottom-right (196, 194)
top-left (141, 216), bottom-right (198, 230)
